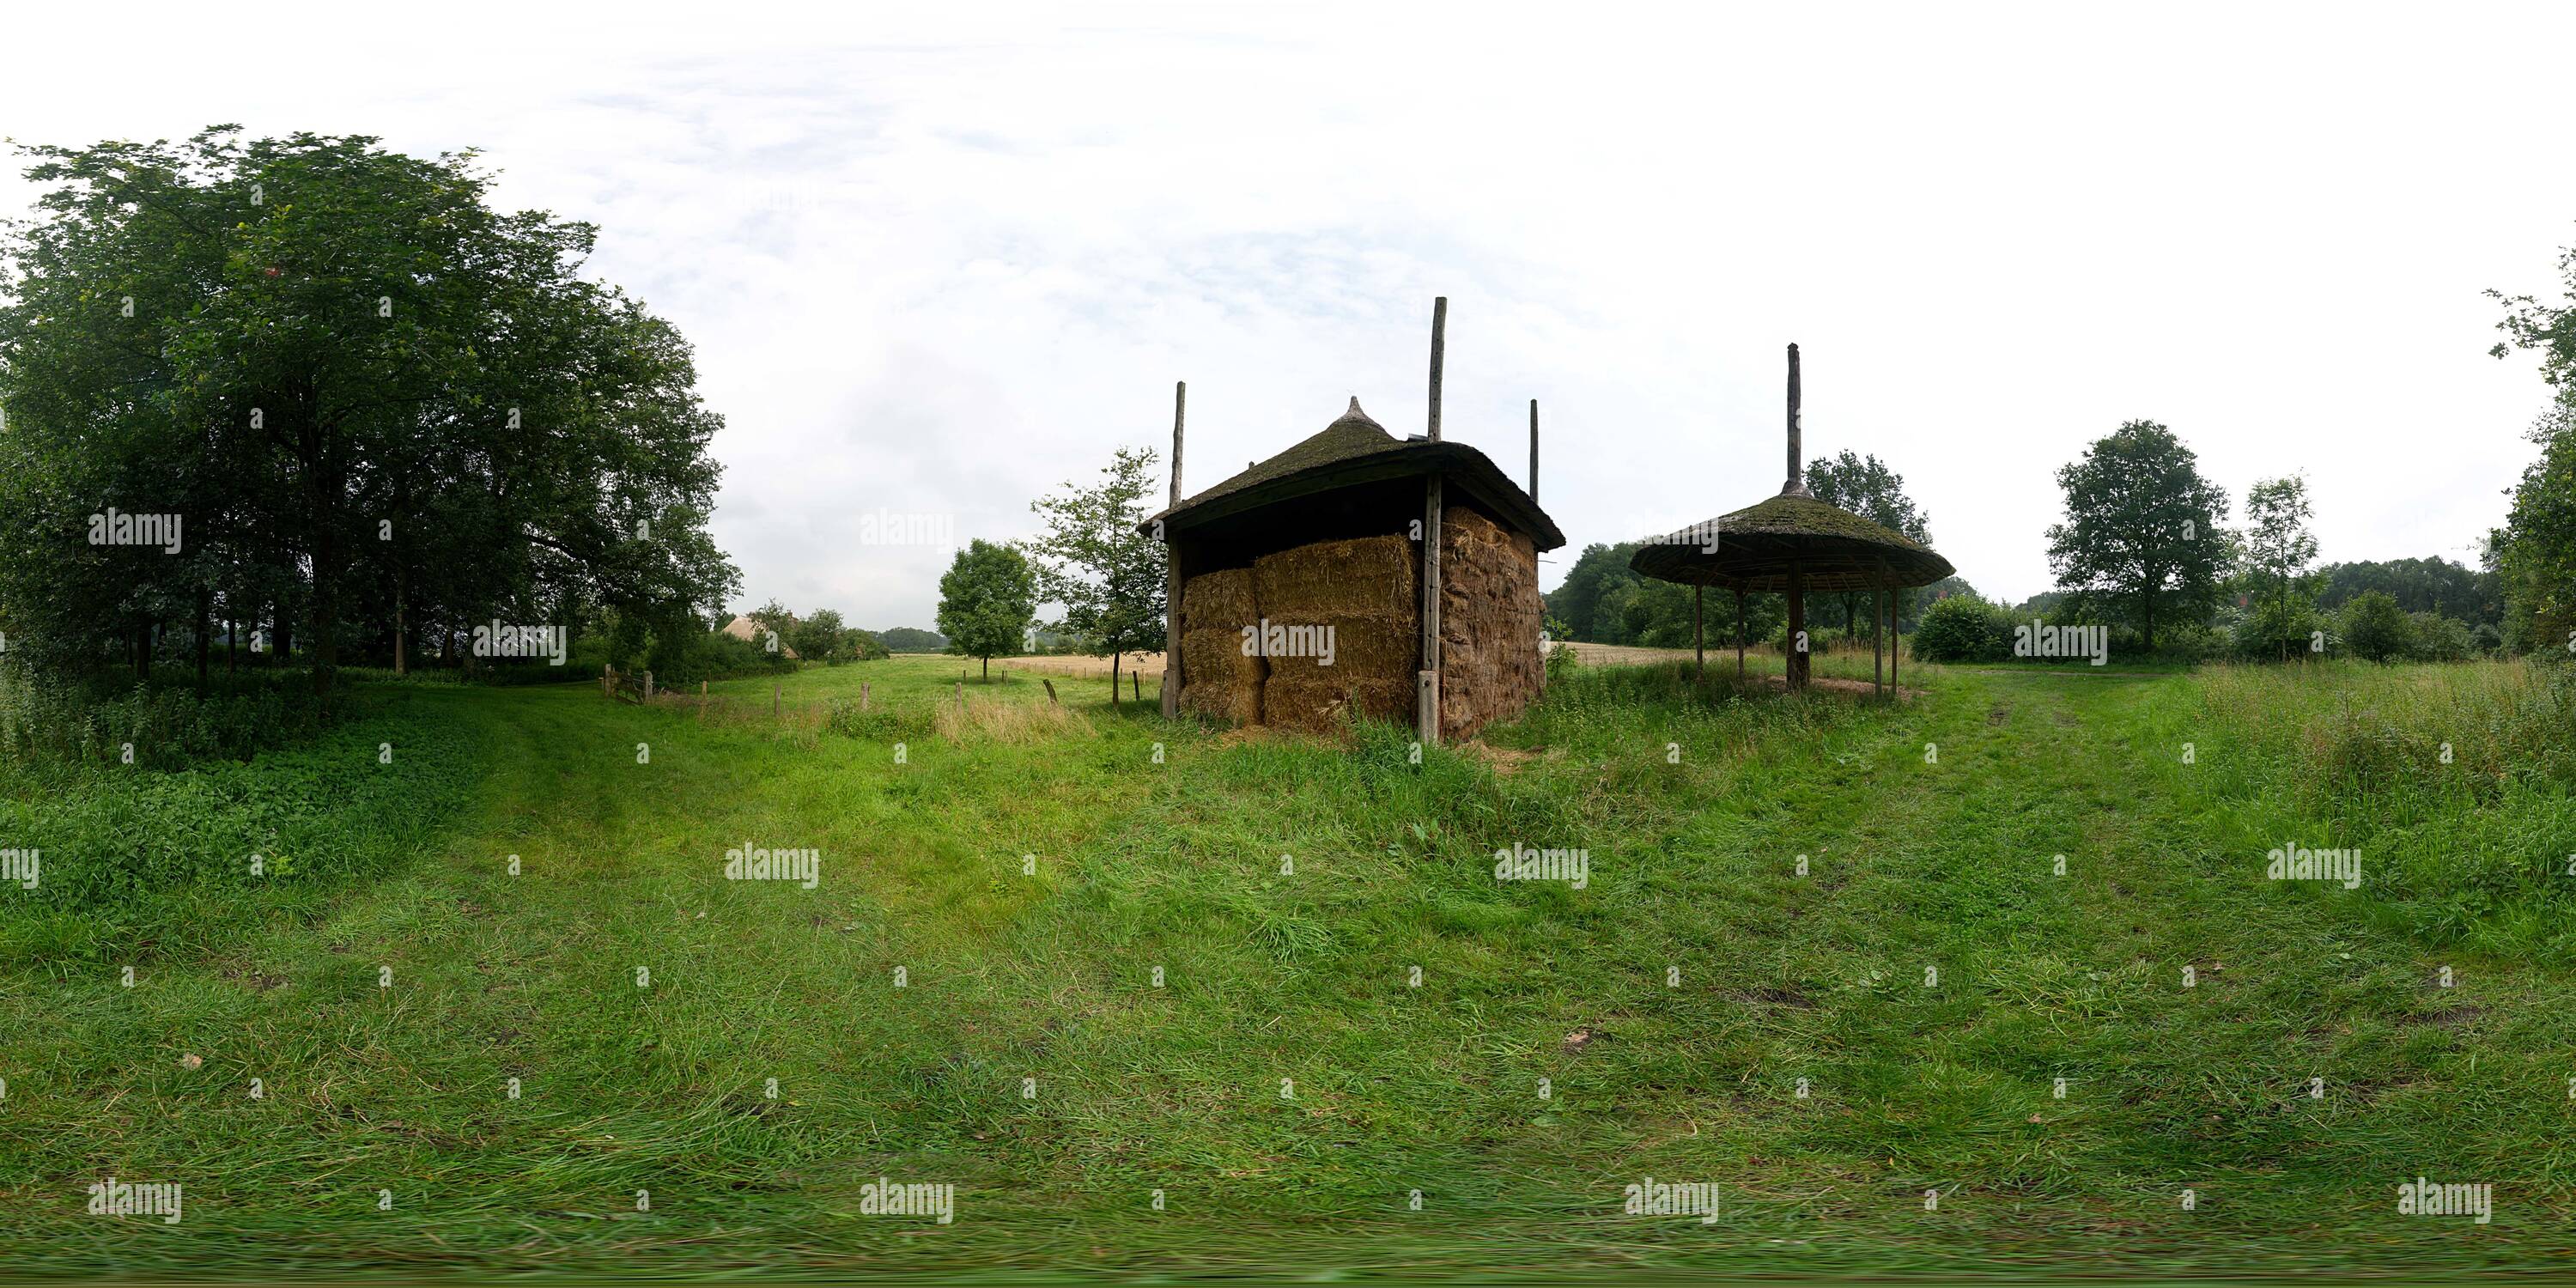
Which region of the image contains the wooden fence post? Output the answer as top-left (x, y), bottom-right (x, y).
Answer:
top-left (643, 671), bottom-right (653, 702)
top-left (1042, 678), bottom-right (1058, 705)
top-left (773, 682), bottom-right (781, 718)
top-left (861, 681), bottom-right (871, 711)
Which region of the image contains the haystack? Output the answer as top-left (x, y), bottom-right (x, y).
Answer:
top-left (1141, 368), bottom-right (1564, 740)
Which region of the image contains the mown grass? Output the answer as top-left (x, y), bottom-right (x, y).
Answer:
top-left (0, 652), bottom-right (2570, 1278)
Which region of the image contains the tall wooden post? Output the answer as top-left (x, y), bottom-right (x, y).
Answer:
top-left (1890, 588), bottom-right (1899, 699)
top-left (1162, 380), bottom-right (1186, 718)
top-left (1694, 584), bottom-right (1704, 680)
top-left (1419, 297), bottom-right (1447, 745)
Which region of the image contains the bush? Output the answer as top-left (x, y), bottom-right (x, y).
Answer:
top-left (2407, 612), bottom-right (2477, 662)
top-left (1911, 595), bottom-right (2013, 663)
top-left (2339, 592), bottom-right (2414, 662)
top-left (2232, 596), bottom-right (2323, 662)
top-left (0, 664), bottom-right (349, 768)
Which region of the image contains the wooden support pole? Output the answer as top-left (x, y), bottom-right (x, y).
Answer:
top-left (1418, 297), bottom-right (1448, 744)
top-left (1694, 584), bottom-right (1704, 681)
top-left (1735, 589), bottom-right (1747, 679)
top-left (1163, 380), bottom-right (1186, 719)
top-left (1419, 475), bottom-right (1445, 745)
top-left (1043, 677), bottom-right (1058, 705)
top-left (1426, 297), bottom-right (1447, 442)
top-left (1874, 582), bottom-right (1886, 700)
top-left (1786, 565), bottom-right (1807, 690)
top-left (1890, 589), bottom-right (1899, 699)
top-left (644, 671), bottom-right (654, 702)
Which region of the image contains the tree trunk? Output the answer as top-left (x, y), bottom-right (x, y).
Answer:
top-left (195, 587), bottom-right (211, 688)
top-left (1785, 568), bottom-right (1808, 690)
top-left (1111, 652), bottom-right (1122, 708)
top-left (133, 620), bottom-right (151, 679)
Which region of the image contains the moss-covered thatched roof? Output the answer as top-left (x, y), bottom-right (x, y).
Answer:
top-left (1628, 492), bottom-right (1953, 592)
top-left (1140, 398), bottom-right (1564, 550)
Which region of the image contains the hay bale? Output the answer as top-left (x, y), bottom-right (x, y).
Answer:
top-left (1182, 567), bottom-right (1257, 635)
top-left (1179, 627), bottom-right (1265, 724)
top-left (1253, 535), bottom-right (1415, 620)
top-left (1263, 672), bottom-right (1415, 733)
top-left (1249, 616), bottom-right (1415, 683)
top-left (1438, 507), bottom-right (1543, 741)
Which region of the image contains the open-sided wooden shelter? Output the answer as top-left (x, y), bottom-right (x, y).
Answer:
top-left (1629, 344), bottom-right (1952, 696)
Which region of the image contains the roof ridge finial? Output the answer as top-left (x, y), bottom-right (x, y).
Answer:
top-left (1346, 395), bottom-right (1364, 417)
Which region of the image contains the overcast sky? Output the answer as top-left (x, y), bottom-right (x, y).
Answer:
top-left (7, 3), bottom-right (2572, 627)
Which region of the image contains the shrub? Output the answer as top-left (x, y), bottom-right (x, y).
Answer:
top-left (2339, 592), bottom-right (2414, 662)
top-left (1911, 594), bottom-right (2013, 663)
top-left (2233, 595), bottom-right (2323, 662)
top-left (2407, 612), bottom-right (2477, 662)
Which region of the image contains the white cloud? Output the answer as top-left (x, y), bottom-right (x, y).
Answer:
top-left (5, 1), bottom-right (2570, 623)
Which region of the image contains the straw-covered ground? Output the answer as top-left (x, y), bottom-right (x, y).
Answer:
top-left (0, 649), bottom-right (2571, 1278)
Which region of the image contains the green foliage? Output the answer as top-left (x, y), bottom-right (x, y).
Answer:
top-left (2044, 421), bottom-right (2233, 650)
top-left (2314, 556), bottom-right (2500, 625)
top-left (0, 663), bottom-right (345, 767)
top-left (1911, 593), bottom-right (2013, 663)
top-left (0, 126), bottom-right (738, 698)
top-left (2338, 590), bottom-right (2414, 662)
top-left (789, 609), bottom-right (845, 665)
top-left (2406, 611), bottom-right (2478, 662)
top-left (876, 626), bottom-right (946, 653)
top-left (937, 538), bottom-right (1036, 676)
top-left (2231, 593), bottom-right (2322, 662)
top-left (1024, 447), bottom-right (1165, 679)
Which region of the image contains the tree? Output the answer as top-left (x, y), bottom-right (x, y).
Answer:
top-left (841, 627), bottom-right (890, 662)
top-left (1804, 450), bottom-right (1930, 640)
top-left (789, 609), bottom-right (844, 665)
top-left (877, 626), bottom-right (946, 653)
top-left (743, 598), bottom-right (795, 657)
top-left (2491, 403), bottom-right (2576, 654)
top-left (0, 126), bottom-right (738, 693)
top-left (2044, 421), bottom-right (2232, 652)
top-left (1024, 447), bottom-right (1166, 707)
top-left (2239, 476), bottom-right (2319, 660)
top-left (936, 539), bottom-right (1034, 679)
top-left (2339, 591), bottom-right (2414, 662)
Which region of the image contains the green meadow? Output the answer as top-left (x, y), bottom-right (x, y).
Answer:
top-left (2, 653), bottom-right (2572, 1278)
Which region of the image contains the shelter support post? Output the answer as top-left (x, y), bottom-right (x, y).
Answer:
top-left (1874, 581), bottom-right (1886, 701)
top-left (1694, 585), bottom-right (1704, 680)
top-left (1735, 588), bottom-right (1746, 680)
top-left (1418, 475), bottom-right (1444, 745)
top-left (1785, 564), bottom-right (1807, 690)
top-left (1162, 380), bottom-right (1185, 719)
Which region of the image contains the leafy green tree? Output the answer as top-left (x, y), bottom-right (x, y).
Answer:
top-left (2313, 556), bottom-right (2499, 625)
top-left (1804, 450), bottom-right (1930, 639)
top-left (0, 126), bottom-right (737, 693)
top-left (2239, 476), bottom-right (2319, 660)
top-left (937, 539), bottom-right (1035, 680)
top-left (841, 627), bottom-right (890, 661)
top-left (2491, 403), bottom-right (2576, 654)
top-left (743, 599), bottom-right (795, 657)
top-left (2044, 421), bottom-right (2233, 652)
top-left (2339, 591), bottom-right (2414, 662)
top-left (1024, 447), bottom-right (1165, 706)
top-left (790, 609), bottom-right (844, 665)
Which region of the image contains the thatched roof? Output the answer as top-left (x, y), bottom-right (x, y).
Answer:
top-left (1141, 398), bottom-right (1564, 550)
top-left (1628, 493), bottom-right (1953, 593)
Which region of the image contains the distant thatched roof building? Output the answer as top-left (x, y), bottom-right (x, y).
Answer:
top-left (720, 613), bottom-right (798, 659)
top-left (1628, 493), bottom-right (1950, 593)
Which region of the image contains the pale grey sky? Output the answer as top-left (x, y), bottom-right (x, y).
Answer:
top-left (7, 2), bottom-right (2571, 626)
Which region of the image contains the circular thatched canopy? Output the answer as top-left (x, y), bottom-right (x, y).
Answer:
top-left (1628, 492), bottom-right (1953, 594)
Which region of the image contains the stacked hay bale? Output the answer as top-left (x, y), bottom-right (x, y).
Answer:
top-left (1252, 534), bottom-right (1419, 733)
top-left (1438, 506), bottom-right (1543, 741)
top-left (1177, 567), bottom-right (1263, 724)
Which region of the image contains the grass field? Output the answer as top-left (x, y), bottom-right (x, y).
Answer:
top-left (2, 651), bottom-right (2573, 1278)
